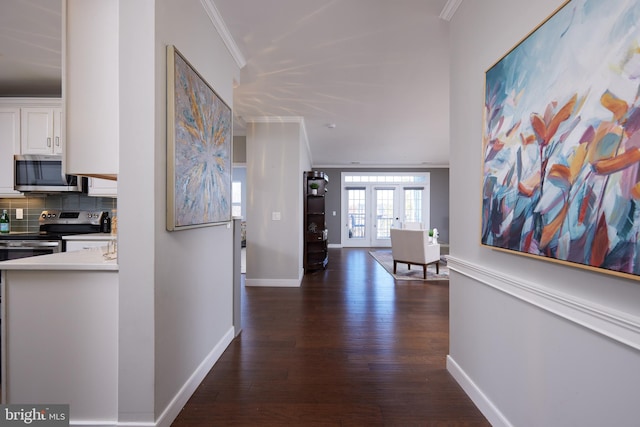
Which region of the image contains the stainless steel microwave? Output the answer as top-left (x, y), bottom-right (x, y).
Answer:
top-left (14, 155), bottom-right (85, 193)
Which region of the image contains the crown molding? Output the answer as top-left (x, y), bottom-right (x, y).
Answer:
top-left (439, 0), bottom-right (463, 21)
top-left (200, 0), bottom-right (246, 68)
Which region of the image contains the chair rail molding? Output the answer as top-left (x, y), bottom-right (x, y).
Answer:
top-left (447, 256), bottom-right (640, 351)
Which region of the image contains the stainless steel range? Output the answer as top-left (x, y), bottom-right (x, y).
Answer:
top-left (0, 209), bottom-right (109, 262)
top-left (39, 209), bottom-right (108, 238)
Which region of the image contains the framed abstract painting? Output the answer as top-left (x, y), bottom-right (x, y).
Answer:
top-left (482, 0), bottom-right (640, 279)
top-left (166, 45), bottom-right (232, 231)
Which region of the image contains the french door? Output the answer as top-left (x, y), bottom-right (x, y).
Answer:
top-left (342, 173), bottom-right (430, 247)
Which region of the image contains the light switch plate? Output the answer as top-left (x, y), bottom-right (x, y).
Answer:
top-left (15, 208), bottom-right (23, 220)
top-left (272, 212), bottom-right (281, 221)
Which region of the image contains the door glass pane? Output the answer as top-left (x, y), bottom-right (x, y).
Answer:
top-left (404, 188), bottom-right (422, 223)
top-left (347, 189), bottom-right (366, 239)
top-left (376, 189), bottom-right (394, 239)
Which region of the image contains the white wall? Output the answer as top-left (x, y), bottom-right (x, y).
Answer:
top-left (448, 1), bottom-right (640, 426)
top-left (246, 119), bottom-right (309, 286)
top-left (117, 0), bottom-right (239, 424)
top-left (118, 0), bottom-right (156, 422)
top-left (154, 0), bottom-right (239, 423)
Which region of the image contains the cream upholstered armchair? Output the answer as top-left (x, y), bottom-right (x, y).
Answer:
top-left (389, 228), bottom-right (441, 279)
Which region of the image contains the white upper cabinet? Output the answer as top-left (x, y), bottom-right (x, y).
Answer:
top-left (20, 107), bottom-right (63, 155)
top-left (88, 177), bottom-right (117, 198)
top-left (64, 0), bottom-right (118, 178)
top-left (0, 108), bottom-right (23, 196)
top-left (0, 99), bottom-right (63, 197)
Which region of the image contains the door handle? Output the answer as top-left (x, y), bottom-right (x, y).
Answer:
top-left (55, 136), bottom-right (60, 146)
top-left (47, 137), bottom-right (52, 147)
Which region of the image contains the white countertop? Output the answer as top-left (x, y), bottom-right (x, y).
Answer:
top-left (0, 247), bottom-right (118, 271)
top-left (62, 233), bottom-right (117, 241)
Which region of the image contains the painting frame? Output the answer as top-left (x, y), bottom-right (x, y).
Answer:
top-left (166, 45), bottom-right (232, 231)
top-left (481, 0), bottom-right (640, 280)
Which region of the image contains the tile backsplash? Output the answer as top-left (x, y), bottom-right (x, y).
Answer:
top-left (0, 194), bottom-right (117, 233)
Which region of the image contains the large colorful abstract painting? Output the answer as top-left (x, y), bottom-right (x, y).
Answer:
top-left (482, 0), bottom-right (640, 279)
top-left (166, 45), bottom-right (232, 231)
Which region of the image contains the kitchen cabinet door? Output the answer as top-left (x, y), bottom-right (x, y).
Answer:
top-left (0, 108), bottom-right (23, 196)
top-left (88, 177), bottom-right (117, 197)
top-left (53, 107), bottom-right (63, 154)
top-left (20, 107), bottom-right (62, 155)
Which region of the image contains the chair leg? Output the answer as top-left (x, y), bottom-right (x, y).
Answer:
top-left (436, 262), bottom-right (439, 274)
top-left (393, 260), bottom-right (397, 274)
top-left (422, 265), bottom-right (427, 279)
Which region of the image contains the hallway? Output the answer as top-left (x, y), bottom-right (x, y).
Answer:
top-left (172, 248), bottom-right (489, 426)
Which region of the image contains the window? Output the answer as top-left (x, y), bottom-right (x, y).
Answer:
top-left (232, 181), bottom-right (242, 217)
top-left (403, 188), bottom-right (423, 223)
top-left (347, 188), bottom-right (366, 239)
top-left (375, 188), bottom-right (395, 239)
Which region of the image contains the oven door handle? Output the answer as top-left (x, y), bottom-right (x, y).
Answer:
top-left (0, 241), bottom-right (61, 249)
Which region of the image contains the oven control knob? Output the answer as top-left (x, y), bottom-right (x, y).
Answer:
top-left (41, 213), bottom-right (46, 218)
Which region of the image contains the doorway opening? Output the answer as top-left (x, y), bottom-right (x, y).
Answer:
top-left (232, 166), bottom-right (247, 273)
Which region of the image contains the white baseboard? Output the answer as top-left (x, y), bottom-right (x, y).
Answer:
top-left (446, 355), bottom-right (512, 427)
top-left (154, 327), bottom-right (235, 427)
top-left (327, 243), bottom-right (342, 248)
top-left (75, 324), bottom-right (235, 427)
top-left (245, 278), bottom-right (301, 287)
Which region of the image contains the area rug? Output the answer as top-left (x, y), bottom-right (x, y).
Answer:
top-left (369, 250), bottom-right (449, 281)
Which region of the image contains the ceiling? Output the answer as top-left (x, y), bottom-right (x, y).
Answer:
top-left (215, 0), bottom-right (455, 168)
top-left (0, 0), bottom-right (459, 168)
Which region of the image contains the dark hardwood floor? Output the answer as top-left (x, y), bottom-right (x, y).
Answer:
top-left (172, 248), bottom-right (489, 426)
